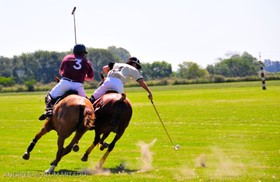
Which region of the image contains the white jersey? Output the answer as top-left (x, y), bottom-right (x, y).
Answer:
top-left (107, 63), bottom-right (143, 83)
top-left (92, 63), bottom-right (144, 100)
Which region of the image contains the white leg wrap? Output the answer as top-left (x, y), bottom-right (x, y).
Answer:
top-left (45, 165), bottom-right (56, 174)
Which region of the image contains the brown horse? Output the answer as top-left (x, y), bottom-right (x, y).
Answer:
top-left (22, 94), bottom-right (95, 174)
top-left (81, 92), bottom-right (132, 169)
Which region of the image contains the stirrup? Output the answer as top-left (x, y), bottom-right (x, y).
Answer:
top-left (45, 110), bottom-right (53, 117)
top-left (38, 114), bottom-right (47, 120)
top-left (38, 110), bottom-right (52, 120)
top-left (89, 95), bottom-right (96, 104)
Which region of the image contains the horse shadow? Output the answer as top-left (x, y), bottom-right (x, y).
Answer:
top-left (107, 164), bottom-right (138, 174)
top-left (52, 165), bottom-right (138, 175)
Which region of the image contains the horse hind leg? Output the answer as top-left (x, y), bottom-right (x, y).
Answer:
top-left (99, 132), bottom-right (110, 151)
top-left (45, 135), bottom-right (65, 174)
top-left (46, 125), bottom-right (82, 173)
top-left (22, 126), bottom-right (51, 160)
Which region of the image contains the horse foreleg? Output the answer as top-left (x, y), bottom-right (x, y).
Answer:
top-left (63, 130), bottom-right (87, 156)
top-left (96, 132), bottom-right (123, 169)
top-left (22, 126), bottom-right (50, 160)
top-left (81, 142), bottom-right (96, 162)
top-left (46, 136), bottom-right (65, 174)
top-left (108, 131), bottom-right (124, 152)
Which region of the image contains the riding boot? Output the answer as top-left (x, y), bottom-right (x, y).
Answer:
top-left (39, 94), bottom-right (55, 120)
top-left (89, 95), bottom-right (96, 104)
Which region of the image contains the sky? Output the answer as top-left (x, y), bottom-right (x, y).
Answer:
top-left (1, 0), bottom-right (280, 70)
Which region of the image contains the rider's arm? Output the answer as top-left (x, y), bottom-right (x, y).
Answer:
top-left (85, 75), bottom-right (93, 81)
top-left (103, 65), bottom-right (110, 75)
top-left (137, 78), bottom-right (153, 101)
top-left (103, 62), bottom-right (115, 75)
top-left (85, 63), bottom-right (94, 81)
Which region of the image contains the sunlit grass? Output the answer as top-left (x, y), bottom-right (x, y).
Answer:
top-left (0, 81), bottom-right (279, 181)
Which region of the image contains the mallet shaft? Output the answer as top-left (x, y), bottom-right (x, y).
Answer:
top-left (151, 100), bottom-right (175, 146)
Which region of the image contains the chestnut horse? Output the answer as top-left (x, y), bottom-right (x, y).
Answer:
top-left (22, 94), bottom-right (95, 174)
top-left (81, 92), bottom-right (132, 169)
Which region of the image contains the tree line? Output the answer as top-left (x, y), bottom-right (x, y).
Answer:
top-left (0, 46), bottom-right (279, 90)
top-left (264, 59), bottom-right (280, 72)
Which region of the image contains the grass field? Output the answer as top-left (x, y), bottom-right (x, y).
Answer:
top-left (0, 81), bottom-right (279, 181)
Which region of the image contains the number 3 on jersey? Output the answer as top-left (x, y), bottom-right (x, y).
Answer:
top-left (73, 58), bottom-right (82, 70)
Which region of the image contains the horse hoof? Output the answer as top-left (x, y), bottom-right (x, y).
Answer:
top-left (100, 142), bottom-right (109, 151)
top-left (22, 152), bottom-right (30, 160)
top-left (45, 165), bottom-right (55, 174)
top-left (95, 163), bottom-right (102, 170)
top-left (72, 144), bottom-right (79, 152)
top-left (81, 155), bottom-right (88, 162)
top-left (45, 170), bottom-right (52, 175)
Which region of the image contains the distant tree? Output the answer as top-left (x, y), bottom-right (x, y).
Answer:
top-left (0, 56), bottom-right (13, 77)
top-left (0, 48), bottom-right (124, 85)
top-left (141, 63), bottom-right (152, 79)
top-left (34, 51), bottom-right (64, 83)
top-left (87, 48), bottom-right (122, 81)
top-left (264, 59), bottom-right (280, 72)
top-left (107, 46), bottom-right (130, 62)
top-left (4, 51), bottom-right (63, 84)
top-left (141, 61), bottom-right (172, 79)
top-left (212, 52), bottom-right (259, 77)
top-left (206, 64), bottom-right (215, 75)
top-left (177, 61), bottom-right (208, 79)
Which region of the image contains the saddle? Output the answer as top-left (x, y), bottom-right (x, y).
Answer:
top-left (92, 90), bottom-right (119, 112)
top-left (54, 90), bottom-right (79, 105)
top-left (38, 90), bottom-right (78, 120)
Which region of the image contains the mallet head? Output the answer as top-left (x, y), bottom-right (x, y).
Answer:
top-left (174, 144), bottom-right (180, 151)
top-left (72, 7), bottom-right (76, 15)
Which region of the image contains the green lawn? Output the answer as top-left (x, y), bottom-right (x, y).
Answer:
top-left (0, 81), bottom-right (279, 181)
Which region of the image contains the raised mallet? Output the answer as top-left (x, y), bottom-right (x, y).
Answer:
top-left (150, 100), bottom-right (180, 150)
top-left (71, 7), bottom-right (77, 44)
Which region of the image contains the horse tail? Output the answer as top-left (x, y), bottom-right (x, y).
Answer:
top-left (79, 105), bottom-right (95, 129)
top-left (109, 93), bottom-right (129, 132)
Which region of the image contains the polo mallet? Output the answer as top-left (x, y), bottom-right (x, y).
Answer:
top-left (71, 7), bottom-right (77, 44)
top-left (150, 100), bottom-right (180, 150)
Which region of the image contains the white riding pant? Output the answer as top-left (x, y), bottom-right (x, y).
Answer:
top-left (93, 77), bottom-right (124, 100)
top-left (49, 79), bottom-right (86, 99)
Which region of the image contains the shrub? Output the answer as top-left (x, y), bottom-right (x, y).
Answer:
top-left (24, 80), bottom-right (36, 91)
top-left (213, 75), bottom-right (226, 83)
top-left (0, 76), bottom-right (15, 86)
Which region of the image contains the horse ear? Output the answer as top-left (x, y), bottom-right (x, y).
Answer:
top-left (54, 75), bottom-right (60, 83)
top-left (99, 72), bottom-right (105, 80)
